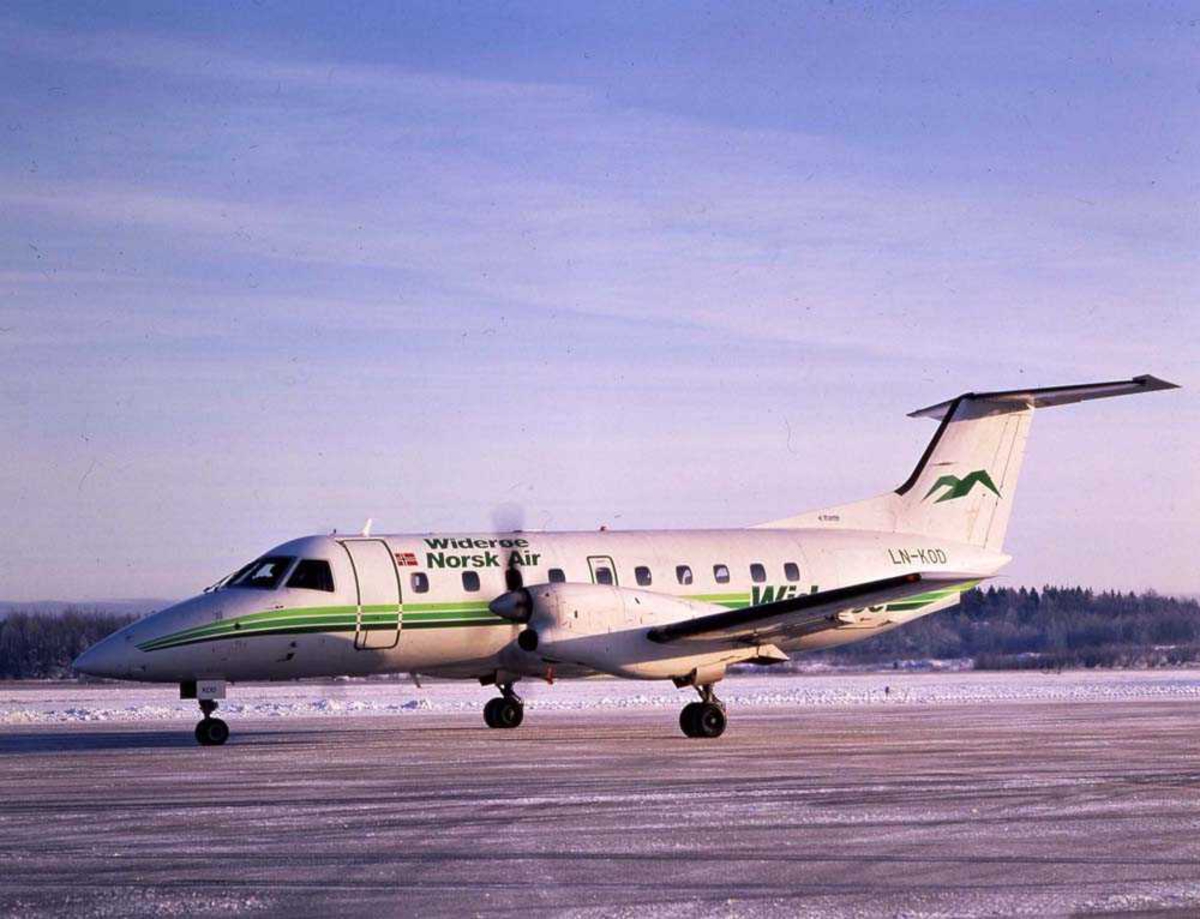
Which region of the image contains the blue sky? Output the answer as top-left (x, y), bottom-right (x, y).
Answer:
top-left (1, 2), bottom-right (1197, 600)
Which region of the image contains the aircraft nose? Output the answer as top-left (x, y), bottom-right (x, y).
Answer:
top-left (73, 633), bottom-right (134, 679)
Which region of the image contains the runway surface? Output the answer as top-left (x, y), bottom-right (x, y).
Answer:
top-left (3, 682), bottom-right (1200, 917)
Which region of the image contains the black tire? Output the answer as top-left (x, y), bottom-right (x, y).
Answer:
top-left (679, 702), bottom-right (701, 737)
top-left (693, 702), bottom-right (726, 739)
top-left (495, 699), bottom-right (524, 729)
top-left (195, 717), bottom-right (229, 746)
top-left (483, 697), bottom-right (503, 729)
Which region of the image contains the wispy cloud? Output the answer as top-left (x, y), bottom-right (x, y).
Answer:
top-left (1, 9), bottom-right (1196, 598)
top-left (5, 16), bottom-right (582, 105)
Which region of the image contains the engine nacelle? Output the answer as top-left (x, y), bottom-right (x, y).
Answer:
top-left (497, 583), bottom-right (778, 681)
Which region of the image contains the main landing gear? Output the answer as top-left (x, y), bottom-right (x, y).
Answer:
top-left (679, 684), bottom-right (726, 739)
top-left (483, 684), bottom-right (524, 729)
top-left (194, 699), bottom-right (230, 746)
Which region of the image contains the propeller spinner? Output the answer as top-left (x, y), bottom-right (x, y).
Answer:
top-left (488, 587), bottom-right (532, 623)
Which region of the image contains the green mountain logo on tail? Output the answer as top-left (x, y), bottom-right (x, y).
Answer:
top-left (924, 470), bottom-right (1001, 503)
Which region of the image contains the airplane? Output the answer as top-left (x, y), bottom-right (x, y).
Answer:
top-left (73, 375), bottom-right (1178, 745)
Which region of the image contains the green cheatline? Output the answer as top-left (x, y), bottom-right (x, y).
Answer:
top-left (404, 609), bottom-right (498, 622)
top-left (686, 592), bottom-right (750, 603)
top-left (139, 614), bottom-right (511, 651)
top-left (138, 616), bottom-right (357, 650)
top-left (883, 580), bottom-right (980, 612)
top-left (404, 619), bottom-right (509, 631)
top-left (176, 604), bottom-right (354, 628)
top-left (137, 579), bottom-right (981, 652)
top-left (141, 622), bottom-right (356, 650)
top-left (403, 600), bottom-right (491, 612)
top-left (137, 601), bottom-right (511, 652)
top-left (136, 606), bottom-right (360, 650)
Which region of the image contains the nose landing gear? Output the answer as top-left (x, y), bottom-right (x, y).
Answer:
top-left (483, 684), bottom-right (524, 729)
top-left (195, 699), bottom-right (230, 746)
top-left (679, 684), bottom-right (726, 738)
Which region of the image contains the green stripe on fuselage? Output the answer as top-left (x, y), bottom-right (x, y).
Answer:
top-left (883, 579), bottom-right (980, 612)
top-left (137, 615), bottom-right (359, 651)
top-left (138, 579), bottom-right (978, 653)
top-left (136, 608), bottom-right (360, 650)
top-left (403, 601), bottom-right (491, 613)
top-left (404, 609), bottom-right (498, 622)
top-left (137, 602), bottom-right (510, 652)
top-left (402, 619), bottom-right (510, 631)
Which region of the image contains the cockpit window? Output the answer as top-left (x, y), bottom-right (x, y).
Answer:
top-left (205, 560), bottom-right (257, 592)
top-left (287, 559), bottom-right (334, 592)
top-left (229, 556), bottom-right (295, 590)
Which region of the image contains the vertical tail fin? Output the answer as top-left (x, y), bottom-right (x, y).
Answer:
top-left (892, 397), bottom-right (1032, 552)
top-left (757, 375), bottom-right (1178, 550)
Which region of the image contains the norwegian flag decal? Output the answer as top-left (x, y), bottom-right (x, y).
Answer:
top-left (394, 552), bottom-right (419, 567)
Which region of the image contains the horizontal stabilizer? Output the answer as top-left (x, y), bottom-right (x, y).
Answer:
top-left (909, 374), bottom-right (1178, 420)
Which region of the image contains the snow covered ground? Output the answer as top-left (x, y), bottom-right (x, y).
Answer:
top-left (5, 670), bottom-right (1200, 917)
top-left (5, 668), bottom-right (1200, 725)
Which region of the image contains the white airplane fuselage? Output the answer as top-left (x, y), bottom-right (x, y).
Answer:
top-left (78, 528), bottom-right (1005, 685)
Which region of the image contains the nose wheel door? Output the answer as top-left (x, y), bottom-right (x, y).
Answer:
top-left (339, 539), bottom-right (402, 650)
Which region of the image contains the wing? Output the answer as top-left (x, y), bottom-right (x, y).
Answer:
top-left (646, 571), bottom-right (985, 645)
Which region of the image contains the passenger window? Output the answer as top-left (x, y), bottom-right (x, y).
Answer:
top-left (676, 565), bottom-right (693, 585)
top-left (462, 571), bottom-right (480, 592)
top-left (750, 563), bottom-right (766, 583)
top-left (713, 564), bottom-right (730, 584)
top-left (635, 566), bottom-right (652, 586)
top-left (784, 562), bottom-right (800, 582)
top-left (548, 568), bottom-right (566, 583)
top-left (411, 572), bottom-right (429, 593)
top-left (287, 559), bottom-right (334, 592)
top-left (595, 566), bottom-right (614, 585)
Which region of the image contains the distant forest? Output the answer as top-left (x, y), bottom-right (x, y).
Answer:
top-left (0, 610), bottom-right (137, 680)
top-left (1, 587), bottom-right (1199, 679)
top-left (811, 586), bottom-right (1200, 670)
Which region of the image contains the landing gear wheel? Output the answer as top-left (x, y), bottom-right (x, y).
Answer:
top-left (692, 702), bottom-right (726, 739)
top-left (195, 717), bottom-right (229, 746)
top-left (494, 698), bottom-right (523, 729)
top-left (483, 697), bottom-right (503, 728)
top-left (193, 699), bottom-right (229, 746)
top-left (483, 688), bottom-right (524, 729)
top-left (679, 684), bottom-right (726, 739)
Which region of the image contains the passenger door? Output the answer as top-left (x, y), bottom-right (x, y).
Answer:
top-left (339, 539), bottom-right (402, 650)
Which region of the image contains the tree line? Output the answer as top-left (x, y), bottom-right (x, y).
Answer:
top-left (1, 586), bottom-right (1198, 679)
top-left (0, 610), bottom-right (137, 679)
top-left (812, 586), bottom-right (1200, 669)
